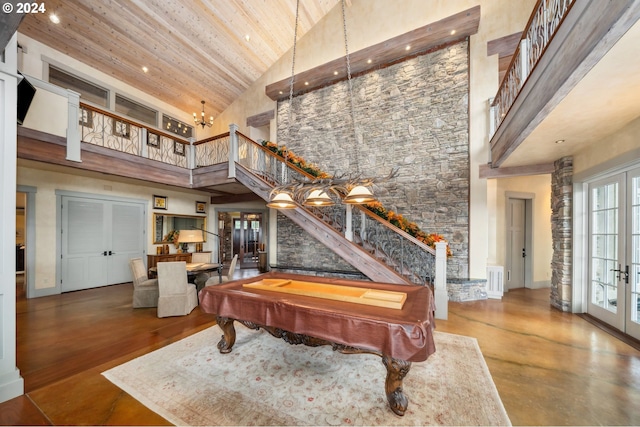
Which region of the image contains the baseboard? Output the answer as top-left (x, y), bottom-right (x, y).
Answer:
top-left (0, 369), bottom-right (24, 404)
top-left (577, 313), bottom-right (640, 351)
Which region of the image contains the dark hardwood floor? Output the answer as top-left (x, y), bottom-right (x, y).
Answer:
top-left (2, 272), bottom-right (640, 426)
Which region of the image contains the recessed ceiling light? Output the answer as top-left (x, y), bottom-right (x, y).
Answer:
top-left (405, 45), bottom-right (411, 51)
top-left (334, 71), bottom-right (338, 75)
top-left (555, 139), bottom-right (565, 144)
top-left (245, 34), bottom-right (250, 41)
top-left (304, 81), bottom-right (309, 85)
top-left (50, 13), bottom-right (60, 24)
top-left (142, 66), bottom-right (149, 73)
top-left (367, 59), bottom-right (372, 64)
top-left (450, 30), bottom-right (456, 35)
top-left (279, 91), bottom-right (283, 95)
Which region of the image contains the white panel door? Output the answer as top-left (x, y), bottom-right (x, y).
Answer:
top-left (506, 198), bottom-right (526, 289)
top-left (62, 196), bottom-right (145, 291)
top-left (625, 169), bottom-right (640, 339)
top-left (61, 197), bottom-right (109, 292)
top-left (110, 201), bottom-right (145, 284)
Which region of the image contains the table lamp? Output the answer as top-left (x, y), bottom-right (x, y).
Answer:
top-left (177, 229), bottom-right (204, 253)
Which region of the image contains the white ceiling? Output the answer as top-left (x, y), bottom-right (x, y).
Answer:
top-left (499, 18), bottom-right (640, 168)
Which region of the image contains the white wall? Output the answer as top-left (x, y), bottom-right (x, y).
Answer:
top-left (489, 174), bottom-right (553, 287)
top-left (17, 163), bottom-right (211, 292)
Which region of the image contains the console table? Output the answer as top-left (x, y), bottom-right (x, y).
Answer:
top-left (147, 253), bottom-right (191, 270)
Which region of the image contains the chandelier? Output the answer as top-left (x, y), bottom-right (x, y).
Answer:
top-left (193, 100), bottom-right (214, 128)
top-left (267, 0), bottom-right (395, 209)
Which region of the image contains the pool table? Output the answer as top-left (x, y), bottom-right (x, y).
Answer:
top-left (198, 272), bottom-right (436, 416)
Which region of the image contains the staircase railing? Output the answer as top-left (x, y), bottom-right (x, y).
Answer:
top-left (233, 131), bottom-right (447, 293)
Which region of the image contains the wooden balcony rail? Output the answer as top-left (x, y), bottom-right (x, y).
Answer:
top-left (489, 0), bottom-right (574, 138)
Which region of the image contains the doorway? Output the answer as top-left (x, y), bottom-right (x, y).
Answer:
top-left (505, 193), bottom-right (534, 290)
top-left (587, 168), bottom-right (640, 340)
top-left (232, 212), bottom-right (264, 268)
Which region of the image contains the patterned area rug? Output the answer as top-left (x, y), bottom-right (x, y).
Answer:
top-left (103, 324), bottom-right (510, 426)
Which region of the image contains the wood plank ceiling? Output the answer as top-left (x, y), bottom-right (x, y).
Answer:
top-left (18, 0), bottom-right (340, 116)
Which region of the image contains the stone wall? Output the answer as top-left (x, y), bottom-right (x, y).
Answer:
top-left (276, 41), bottom-right (470, 278)
top-left (550, 156), bottom-right (573, 311)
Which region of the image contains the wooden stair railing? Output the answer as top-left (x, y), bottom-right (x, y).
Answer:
top-left (232, 132), bottom-right (446, 291)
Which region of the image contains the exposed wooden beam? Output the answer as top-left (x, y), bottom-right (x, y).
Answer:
top-left (478, 162), bottom-right (555, 179)
top-left (246, 110), bottom-right (275, 128)
top-left (265, 6), bottom-right (480, 101)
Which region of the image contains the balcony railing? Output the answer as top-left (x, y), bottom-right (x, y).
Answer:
top-left (79, 103), bottom-right (190, 167)
top-left (490, 0), bottom-right (574, 137)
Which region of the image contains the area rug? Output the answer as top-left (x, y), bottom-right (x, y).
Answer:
top-left (102, 325), bottom-right (510, 426)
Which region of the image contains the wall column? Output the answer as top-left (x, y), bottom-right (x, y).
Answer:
top-left (0, 32), bottom-right (25, 403)
top-left (550, 156), bottom-right (573, 311)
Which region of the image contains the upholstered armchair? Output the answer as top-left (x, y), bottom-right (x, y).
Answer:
top-left (156, 261), bottom-right (198, 317)
top-left (129, 257), bottom-right (159, 308)
top-left (205, 254), bottom-right (238, 286)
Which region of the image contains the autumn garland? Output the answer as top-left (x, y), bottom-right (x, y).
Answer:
top-left (261, 140), bottom-right (452, 256)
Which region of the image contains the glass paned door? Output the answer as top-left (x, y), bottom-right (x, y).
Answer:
top-left (588, 176), bottom-right (624, 330)
top-left (626, 171), bottom-right (640, 338)
top-left (588, 168), bottom-right (640, 340)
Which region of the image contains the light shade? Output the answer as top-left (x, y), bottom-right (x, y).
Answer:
top-left (267, 192), bottom-right (297, 209)
top-left (303, 189), bottom-right (335, 206)
top-left (177, 229), bottom-right (204, 243)
top-left (344, 185), bottom-right (376, 204)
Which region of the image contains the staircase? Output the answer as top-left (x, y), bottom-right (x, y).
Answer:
top-left (231, 132), bottom-right (447, 290)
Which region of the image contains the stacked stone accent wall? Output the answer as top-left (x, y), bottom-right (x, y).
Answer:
top-left (276, 41), bottom-right (470, 278)
top-left (550, 156), bottom-right (573, 311)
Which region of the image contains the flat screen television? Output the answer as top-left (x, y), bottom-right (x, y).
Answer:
top-left (17, 73), bottom-right (36, 125)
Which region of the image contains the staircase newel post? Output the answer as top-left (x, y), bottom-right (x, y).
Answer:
top-left (228, 123), bottom-right (239, 178)
top-left (434, 241), bottom-right (448, 320)
top-left (187, 137), bottom-right (196, 185)
top-left (345, 204), bottom-right (353, 241)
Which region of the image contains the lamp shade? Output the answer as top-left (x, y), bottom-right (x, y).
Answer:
top-left (303, 189), bottom-right (335, 206)
top-left (344, 185), bottom-right (376, 204)
top-left (266, 192), bottom-right (297, 209)
top-left (177, 229), bottom-right (204, 243)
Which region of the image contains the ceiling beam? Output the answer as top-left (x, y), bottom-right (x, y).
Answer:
top-left (478, 162), bottom-right (555, 179)
top-left (265, 6), bottom-right (480, 101)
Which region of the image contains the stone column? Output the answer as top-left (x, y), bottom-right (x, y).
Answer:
top-left (550, 156), bottom-right (573, 311)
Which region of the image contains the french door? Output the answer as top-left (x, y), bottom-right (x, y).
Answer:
top-left (588, 168), bottom-right (640, 340)
top-left (61, 196), bottom-right (145, 292)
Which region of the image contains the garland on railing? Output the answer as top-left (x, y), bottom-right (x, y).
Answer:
top-left (261, 141), bottom-right (451, 256)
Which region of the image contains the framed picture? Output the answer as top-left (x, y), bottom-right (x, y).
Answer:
top-left (195, 201), bottom-right (207, 214)
top-left (147, 132), bottom-right (160, 147)
top-left (79, 108), bottom-right (93, 127)
top-left (112, 120), bottom-right (130, 139)
top-left (153, 195), bottom-right (167, 210)
top-left (174, 140), bottom-right (185, 156)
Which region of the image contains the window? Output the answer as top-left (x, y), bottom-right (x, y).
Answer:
top-left (48, 66), bottom-right (108, 107)
top-left (115, 94), bottom-right (157, 126)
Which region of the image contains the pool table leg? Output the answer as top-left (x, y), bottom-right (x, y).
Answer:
top-left (382, 355), bottom-right (411, 416)
top-left (216, 316), bottom-right (236, 353)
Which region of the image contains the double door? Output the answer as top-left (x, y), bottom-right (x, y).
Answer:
top-left (232, 212), bottom-right (263, 268)
top-left (588, 168), bottom-right (640, 340)
top-left (61, 196), bottom-right (145, 292)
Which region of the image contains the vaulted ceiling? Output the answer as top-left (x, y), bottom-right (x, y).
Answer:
top-left (18, 0), bottom-right (340, 116)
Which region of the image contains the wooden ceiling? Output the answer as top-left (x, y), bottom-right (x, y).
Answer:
top-left (18, 0), bottom-right (340, 116)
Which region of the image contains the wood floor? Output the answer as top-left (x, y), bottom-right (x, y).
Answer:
top-left (2, 272), bottom-right (640, 426)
